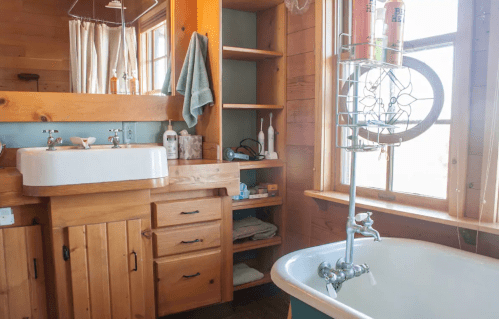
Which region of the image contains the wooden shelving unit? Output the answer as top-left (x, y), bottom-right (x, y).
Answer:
top-left (233, 236), bottom-right (282, 253)
top-left (232, 196), bottom-right (283, 210)
top-left (223, 46), bottom-right (283, 61)
top-left (222, 0), bottom-right (283, 12)
top-left (223, 104), bottom-right (283, 110)
top-left (238, 160), bottom-right (285, 170)
top-left (233, 272), bottom-right (272, 291)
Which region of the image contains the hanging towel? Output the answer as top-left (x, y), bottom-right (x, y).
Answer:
top-left (233, 217), bottom-right (278, 241)
top-left (161, 55), bottom-right (173, 95)
top-left (176, 32), bottom-right (214, 128)
top-left (233, 263), bottom-right (264, 286)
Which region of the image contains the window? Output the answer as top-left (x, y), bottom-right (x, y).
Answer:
top-left (140, 21), bottom-right (169, 95)
top-left (319, 0), bottom-right (473, 212)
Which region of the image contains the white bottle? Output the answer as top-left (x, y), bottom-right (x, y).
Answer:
top-left (375, 8), bottom-right (388, 62)
top-left (163, 120), bottom-right (178, 159)
top-left (268, 113), bottom-right (275, 154)
top-left (258, 118), bottom-right (265, 155)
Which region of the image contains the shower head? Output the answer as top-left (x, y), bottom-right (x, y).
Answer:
top-left (105, 0), bottom-right (126, 9)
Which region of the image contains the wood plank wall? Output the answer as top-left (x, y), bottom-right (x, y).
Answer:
top-left (284, 0), bottom-right (499, 258)
top-left (0, 0), bottom-right (70, 92)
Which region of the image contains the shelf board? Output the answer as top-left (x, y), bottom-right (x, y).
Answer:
top-left (222, 0), bottom-right (283, 12)
top-left (238, 160), bottom-right (284, 170)
top-left (232, 196), bottom-right (283, 210)
top-left (233, 272), bottom-right (272, 291)
top-left (233, 236), bottom-right (282, 253)
top-left (223, 104), bottom-right (283, 110)
top-left (223, 46), bottom-right (283, 61)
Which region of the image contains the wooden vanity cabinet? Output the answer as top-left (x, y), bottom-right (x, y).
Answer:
top-left (0, 225), bottom-right (47, 319)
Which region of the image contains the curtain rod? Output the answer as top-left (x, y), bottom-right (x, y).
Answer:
top-left (68, 0), bottom-right (159, 25)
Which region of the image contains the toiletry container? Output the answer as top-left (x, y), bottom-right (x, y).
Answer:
top-left (352, 0), bottom-right (377, 60)
top-left (130, 71), bottom-right (138, 95)
top-left (110, 69), bottom-right (118, 94)
top-left (385, 0), bottom-right (405, 65)
top-left (163, 120), bottom-right (178, 159)
top-left (375, 8), bottom-right (387, 62)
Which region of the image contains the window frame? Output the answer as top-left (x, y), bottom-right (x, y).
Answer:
top-left (314, 0), bottom-right (473, 215)
top-left (139, 21), bottom-right (169, 95)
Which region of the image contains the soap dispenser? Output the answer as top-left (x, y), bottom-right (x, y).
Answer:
top-left (163, 120), bottom-right (178, 159)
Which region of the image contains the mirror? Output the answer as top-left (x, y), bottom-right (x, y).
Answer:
top-left (0, 0), bottom-right (172, 96)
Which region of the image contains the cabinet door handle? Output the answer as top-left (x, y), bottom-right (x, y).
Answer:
top-left (33, 258), bottom-right (38, 279)
top-left (181, 239), bottom-right (201, 244)
top-left (132, 252), bottom-right (138, 272)
top-left (181, 210), bottom-right (200, 215)
top-left (183, 272), bottom-right (200, 278)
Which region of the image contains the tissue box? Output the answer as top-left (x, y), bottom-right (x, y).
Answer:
top-left (178, 135), bottom-right (202, 159)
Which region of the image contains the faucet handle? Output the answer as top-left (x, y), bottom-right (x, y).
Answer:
top-left (355, 212), bottom-right (372, 222)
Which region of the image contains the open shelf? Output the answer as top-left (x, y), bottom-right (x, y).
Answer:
top-left (233, 236), bottom-right (282, 253)
top-left (223, 46), bottom-right (283, 61)
top-left (223, 104), bottom-right (283, 110)
top-left (233, 272), bottom-right (272, 291)
top-left (222, 0), bottom-right (283, 12)
top-left (238, 159), bottom-right (284, 170)
top-left (232, 196), bottom-right (283, 210)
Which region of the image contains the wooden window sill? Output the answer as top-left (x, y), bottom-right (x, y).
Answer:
top-left (305, 190), bottom-right (499, 236)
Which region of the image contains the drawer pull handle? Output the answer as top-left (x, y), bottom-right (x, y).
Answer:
top-left (181, 210), bottom-right (200, 215)
top-left (132, 251), bottom-right (138, 272)
top-left (181, 239), bottom-right (201, 244)
top-left (34, 258), bottom-right (38, 279)
top-left (183, 272), bottom-right (201, 278)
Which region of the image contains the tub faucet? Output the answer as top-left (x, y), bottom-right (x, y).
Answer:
top-left (348, 212), bottom-right (381, 242)
top-left (108, 129), bottom-right (122, 148)
top-left (318, 261), bottom-right (371, 293)
top-left (43, 130), bottom-right (63, 151)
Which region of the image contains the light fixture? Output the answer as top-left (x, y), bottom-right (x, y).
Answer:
top-left (105, 0), bottom-right (126, 9)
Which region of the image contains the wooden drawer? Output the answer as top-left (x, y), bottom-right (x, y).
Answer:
top-left (152, 197), bottom-right (222, 228)
top-left (155, 250), bottom-right (221, 316)
top-left (153, 222), bottom-right (221, 257)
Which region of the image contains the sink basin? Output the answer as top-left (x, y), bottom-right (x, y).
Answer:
top-left (17, 145), bottom-right (168, 187)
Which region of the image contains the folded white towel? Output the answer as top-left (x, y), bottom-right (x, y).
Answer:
top-left (233, 263), bottom-right (264, 286)
top-left (233, 217), bottom-right (278, 241)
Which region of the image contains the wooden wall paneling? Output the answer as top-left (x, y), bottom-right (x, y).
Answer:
top-left (195, 0), bottom-right (222, 160)
top-left (287, 74), bottom-right (315, 100)
top-left (172, 0), bottom-right (198, 94)
top-left (0, 230), bottom-right (9, 318)
top-left (25, 225), bottom-right (48, 319)
top-left (3, 227), bottom-right (32, 319)
top-left (0, 92), bottom-right (187, 122)
top-left (107, 221), bottom-right (132, 319)
top-left (86, 223), bottom-right (112, 319)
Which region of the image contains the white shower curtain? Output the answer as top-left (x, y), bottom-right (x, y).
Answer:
top-left (69, 20), bottom-right (138, 94)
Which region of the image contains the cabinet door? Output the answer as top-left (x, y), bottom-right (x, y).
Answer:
top-left (67, 219), bottom-right (151, 319)
top-left (0, 225), bottom-right (47, 319)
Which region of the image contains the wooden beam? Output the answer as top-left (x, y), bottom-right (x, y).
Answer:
top-left (0, 91), bottom-right (184, 122)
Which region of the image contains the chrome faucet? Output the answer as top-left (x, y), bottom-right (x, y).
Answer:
top-left (43, 130), bottom-right (63, 151)
top-left (108, 129), bottom-right (122, 148)
top-left (348, 212), bottom-right (381, 242)
top-left (318, 261), bottom-right (371, 293)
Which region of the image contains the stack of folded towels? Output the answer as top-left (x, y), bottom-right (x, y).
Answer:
top-left (233, 263), bottom-right (264, 286)
top-left (233, 217), bottom-right (278, 241)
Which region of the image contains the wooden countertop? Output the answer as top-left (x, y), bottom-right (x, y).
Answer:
top-left (1, 159), bottom-right (240, 203)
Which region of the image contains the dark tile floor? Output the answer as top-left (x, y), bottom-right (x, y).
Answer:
top-left (161, 283), bottom-right (290, 319)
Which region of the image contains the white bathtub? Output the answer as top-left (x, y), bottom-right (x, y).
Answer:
top-left (271, 238), bottom-right (499, 319)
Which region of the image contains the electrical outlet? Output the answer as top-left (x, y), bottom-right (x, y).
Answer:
top-left (123, 122), bottom-right (137, 144)
top-left (0, 207), bottom-right (14, 226)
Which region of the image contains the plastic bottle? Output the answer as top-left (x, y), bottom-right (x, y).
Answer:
top-left (129, 71), bottom-right (138, 95)
top-left (163, 120), bottom-right (178, 159)
top-left (268, 113), bottom-right (275, 154)
top-left (258, 118), bottom-right (265, 155)
top-left (352, 0), bottom-right (377, 60)
top-left (374, 8), bottom-right (387, 62)
top-left (385, 0), bottom-right (405, 66)
top-left (110, 69), bottom-right (118, 94)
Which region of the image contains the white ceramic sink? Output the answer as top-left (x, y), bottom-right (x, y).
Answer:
top-left (17, 145), bottom-right (168, 187)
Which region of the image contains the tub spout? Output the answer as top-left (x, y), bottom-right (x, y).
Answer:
top-left (360, 227), bottom-right (381, 242)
